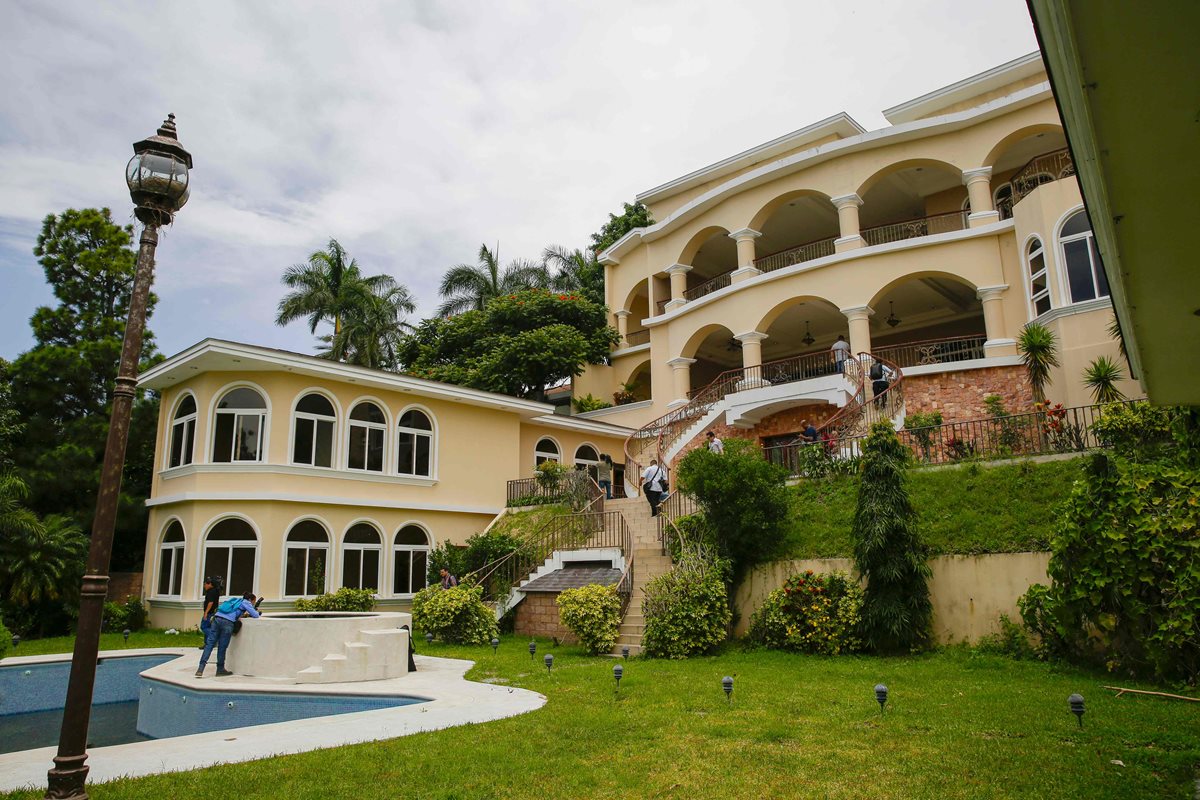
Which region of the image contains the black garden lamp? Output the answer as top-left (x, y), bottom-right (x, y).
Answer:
top-left (122, 629), bottom-right (130, 645)
top-left (722, 675), bottom-right (734, 704)
top-left (1068, 693), bottom-right (1085, 728)
top-left (528, 640), bottom-right (537, 660)
top-left (11, 634), bottom-right (19, 649)
top-left (491, 637), bottom-right (499, 654)
top-left (544, 653), bottom-right (553, 674)
top-left (613, 663), bottom-right (623, 691)
top-left (425, 632), bottom-right (434, 645)
top-left (621, 645), bottom-right (629, 660)
top-left (875, 684), bottom-right (888, 716)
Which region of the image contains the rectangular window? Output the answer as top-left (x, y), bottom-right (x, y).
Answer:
top-left (314, 420), bottom-right (333, 468)
top-left (235, 414), bottom-right (262, 461)
top-left (285, 548), bottom-right (307, 596)
top-left (343, 550), bottom-right (362, 589)
top-left (362, 549), bottom-right (380, 591)
top-left (158, 549), bottom-right (175, 595)
top-left (183, 419), bottom-right (195, 465)
top-left (397, 433), bottom-right (431, 476)
top-left (306, 550), bottom-right (326, 595)
top-left (394, 551), bottom-right (413, 595)
top-left (169, 424), bottom-right (185, 468)
top-left (204, 546), bottom-right (229, 589)
top-left (349, 427), bottom-right (384, 472)
top-left (213, 416), bottom-right (234, 462)
top-left (411, 550), bottom-right (427, 591)
top-left (229, 546), bottom-right (256, 595)
top-left (293, 418), bottom-right (314, 465)
top-left (172, 548), bottom-right (184, 595)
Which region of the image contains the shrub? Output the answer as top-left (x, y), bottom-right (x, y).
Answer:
top-left (0, 619), bottom-right (9, 660)
top-left (426, 542), bottom-right (467, 586)
top-left (556, 583), bottom-right (622, 655)
top-left (101, 596), bottom-right (146, 632)
top-left (294, 587), bottom-right (376, 612)
top-left (676, 438), bottom-right (793, 583)
top-left (852, 422), bottom-right (932, 653)
top-left (641, 555), bottom-right (730, 659)
top-left (411, 584), bottom-right (498, 644)
top-left (463, 531), bottom-right (527, 575)
top-left (572, 393), bottom-right (613, 413)
top-left (904, 411), bottom-right (943, 462)
top-left (1019, 449), bottom-right (1200, 683)
top-left (747, 570), bottom-right (863, 655)
top-left (973, 614), bottom-right (1036, 660)
top-left (1091, 401), bottom-right (1175, 457)
top-left (535, 460), bottom-right (570, 491)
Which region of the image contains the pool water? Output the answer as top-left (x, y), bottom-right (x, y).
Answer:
top-left (0, 701), bottom-right (149, 754)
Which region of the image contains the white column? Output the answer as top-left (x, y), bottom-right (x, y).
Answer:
top-left (841, 305), bottom-right (874, 356)
top-left (614, 309), bottom-right (630, 345)
top-left (664, 263), bottom-right (691, 311)
top-left (735, 331), bottom-right (769, 389)
top-left (963, 167), bottom-right (999, 228)
top-left (976, 284), bottom-right (1016, 356)
top-left (666, 357), bottom-right (696, 408)
top-left (728, 228), bottom-right (762, 283)
top-left (831, 194), bottom-right (865, 252)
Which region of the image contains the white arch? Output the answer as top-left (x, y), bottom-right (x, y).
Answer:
top-left (204, 380), bottom-right (272, 464)
top-left (280, 514), bottom-right (333, 598)
top-left (152, 516), bottom-right (186, 598)
top-left (338, 518), bottom-right (385, 591)
top-left (1051, 203), bottom-right (1092, 307)
top-left (344, 395), bottom-right (393, 475)
top-left (391, 520), bottom-right (433, 598)
top-left (163, 389), bottom-right (199, 470)
top-left (573, 441), bottom-right (600, 465)
top-left (395, 402), bottom-right (439, 479)
top-left (534, 434), bottom-right (563, 467)
top-left (287, 387), bottom-right (343, 470)
top-left (198, 512), bottom-right (262, 597)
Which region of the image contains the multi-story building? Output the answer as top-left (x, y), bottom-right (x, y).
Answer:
top-left (573, 53), bottom-right (1137, 467)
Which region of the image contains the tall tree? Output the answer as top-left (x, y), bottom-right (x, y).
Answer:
top-left (589, 201), bottom-right (653, 254)
top-left (7, 208), bottom-right (160, 572)
top-left (437, 243), bottom-right (549, 317)
top-left (542, 245), bottom-right (605, 306)
top-left (318, 282), bottom-right (416, 370)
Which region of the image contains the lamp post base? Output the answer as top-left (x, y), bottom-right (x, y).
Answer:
top-left (45, 755), bottom-right (89, 800)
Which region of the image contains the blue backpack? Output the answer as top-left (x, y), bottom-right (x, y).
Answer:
top-left (217, 597), bottom-right (242, 615)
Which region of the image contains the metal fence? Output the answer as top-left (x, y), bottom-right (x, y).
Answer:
top-left (625, 328), bottom-right (650, 347)
top-left (871, 335), bottom-right (987, 369)
top-left (754, 235), bottom-right (837, 274)
top-left (506, 470), bottom-right (602, 510)
top-left (684, 271), bottom-right (733, 302)
top-left (1011, 148), bottom-right (1074, 204)
top-left (861, 210), bottom-right (967, 247)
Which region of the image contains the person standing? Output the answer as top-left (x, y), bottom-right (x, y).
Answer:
top-left (831, 334), bottom-right (851, 374)
top-left (705, 431), bottom-right (724, 454)
top-left (800, 420), bottom-right (819, 443)
top-left (199, 576), bottom-right (220, 650)
top-left (642, 458), bottom-right (667, 517)
top-left (196, 592), bottom-right (260, 678)
top-left (439, 568), bottom-right (458, 589)
top-left (597, 453), bottom-right (613, 500)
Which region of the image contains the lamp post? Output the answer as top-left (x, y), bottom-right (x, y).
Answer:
top-left (45, 114), bottom-right (191, 800)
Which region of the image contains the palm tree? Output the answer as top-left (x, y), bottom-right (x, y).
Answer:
top-left (0, 472), bottom-right (39, 541)
top-left (319, 281), bottom-right (416, 370)
top-left (277, 238), bottom-right (393, 336)
top-left (1017, 322), bottom-right (1061, 404)
top-left (1084, 355), bottom-right (1127, 403)
top-left (437, 244), bottom-right (550, 317)
top-left (542, 245), bottom-right (604, 305)
top-left (0, 474), bottom-right (86, 605)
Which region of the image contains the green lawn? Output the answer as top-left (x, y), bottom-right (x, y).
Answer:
top-left (4, 634), bottom-right (1197, 799)
top-left (787, 457), bottom-right (1082, 558)
top-left (6, 629), bottom-right (203, 658)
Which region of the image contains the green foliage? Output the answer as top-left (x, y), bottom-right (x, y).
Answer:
top-left (437, 243), bottom-right (550, 317)
top-left (641, 555), bottom-right (731, 658)
top-left (747, 571), bottom-right (863, 655)
top-left (102, 596), bottom-right (147, 632)
top-left (0, 618), bottom-right (9, 660)
top-left (972, 614), bottom-right (1036, 660)
top-left (542, 245), bottom-right (605, 306)
top-left (556, 583), bottom-right (622, 655)
top-left (903, 410), bottom-right (944, 462)
top-left (851, 423), bottom-right (932, 653)
top-left (535, 460), bottom-right (570, 490)
top-left (1090, 401), bottom-right (1176, 458)
top-left (571, 393), bottom-right (612, 413)
top-left (293, 587), bottom-right (376, 612)
top-left (589, 201), bottom-right (653, 254)
top-left (1019, 448), bottom-right (1200, 683)
top-left (1017, 322), bottom-right (1060, 404)
top-left (411, 584), bottom-right (498, 644)
top-left (676, 438), bottom-right (793, 582)
top-left (399, 289), bottom-right (619, 399)
top-left (1083, 355), bottom-right (1127, 403)
top-left (462, 530), bottom-right (527, 575)
top-left (426, 542), bottom-right (467, 586)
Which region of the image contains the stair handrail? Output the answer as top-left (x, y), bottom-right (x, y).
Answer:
top-left (612, 513), bottom-right (634, 616)
top-left (780, 351), bottom-right (905, 456)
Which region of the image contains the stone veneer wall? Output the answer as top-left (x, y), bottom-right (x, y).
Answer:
top-left (903, 365), bottom-right (1033, 420)
top-left (670, 403), bottom-right (839, 468)
top-left (513, 592), bottom-right (577, 643)
top-left (110, 571), bottom-right (143, 603)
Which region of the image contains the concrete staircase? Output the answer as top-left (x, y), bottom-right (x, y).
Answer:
top-left (293, 627), bottom-right (409, 684)
top-left (605, 497), bottom-right (675, 655)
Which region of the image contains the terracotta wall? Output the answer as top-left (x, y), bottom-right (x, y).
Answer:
top-left (670, 403), bottom-right (842, 469)
top-left (108, 572), bottom-right (143, 603)
top-left (904, 365), bottom-right (1034, 420)
top-left (513, 593), bottom-right (577, 643)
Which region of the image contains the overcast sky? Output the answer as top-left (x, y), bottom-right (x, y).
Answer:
top-left (0, 0), bottom-right (1038, 360)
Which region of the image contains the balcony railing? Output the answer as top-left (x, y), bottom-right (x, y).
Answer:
top-left (861, 210), bottom-right (967, 247)
top-left (506, 470), bottom-right (602, 510)
top-left (684, 271), bottom-right (733, 302)
top-left (871, 335), bottom-right (987, 369)
top-left (1011, 148), bottom-right (1074, 204)
top-left (753, 235), bottom-right (837, 274)
top-left (625, 329), bottom-right (650, 347)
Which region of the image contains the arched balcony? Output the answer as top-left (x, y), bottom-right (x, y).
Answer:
top-left (857, 160), bottom-right (968, 247)
top-left (867, 273), bottom-right (987, 367)
top-left (749, 191), bottom-right (840, 274)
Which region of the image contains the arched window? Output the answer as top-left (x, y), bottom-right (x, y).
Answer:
top-left (535, 438), bottom-right (560, 466)
top-left (156, 521), bottom-right (185, 596)
top-left (1027, 237), bottom-right (1051, 317)
top-left (348, 401), bottom-right (386, 472)
top-left (342, 523), bottom-right (382, 591)
top-left (203, 518), bottom-right (258, 596)
top-left (994, 183), bottom-right (1014, 221)
top-left (396, 409), bottom-right (433, 477)
top-left (168, 395), bottom-right (196, 469)
top-left (1059, 210), bottom-right (1109, 304)
top-left (574, 444), bottom-right (599, 480)
top-left (292, 393), bottom-right (336, 468)
top-left (393, 525), bottom-right (430, 596)
top-left (212, 387), bottom-right (267, 463)
top-left (284, 520), bottom-right (329, 597)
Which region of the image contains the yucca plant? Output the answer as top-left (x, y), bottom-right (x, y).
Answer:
top-left (1083, 355), bottom-right (1127, 404)
top-left (1017, 322), bottom-right (1060, 404)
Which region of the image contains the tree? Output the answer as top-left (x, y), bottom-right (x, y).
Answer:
top-left (542, 245), bottom-right (605, 306)
top-left (1083, 355), bottom-right (1127, 403)
top-left (317, 282), bottom-right (416, 370)
top-left (437, 243), bottom-right (550, 317)
top-left (0, 360), bottom-right (22, 470)
top-left (590, 201), bottom-right (653, 255)
top-left (6, 208), bottom-right (160, 572)
top-left (398, 289), bottom-right (619, 399)
top-left (1017, 322), bottom-right (1060, 404)
top-left (851, 422), bottom-right (932, 653)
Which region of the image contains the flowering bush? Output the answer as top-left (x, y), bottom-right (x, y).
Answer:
top-left (557, 583), bottom-right (622, 655)
top-left (1036, 402), bottom-right (1087, 452)
top-left (747, 571), bottom-right (863, 655)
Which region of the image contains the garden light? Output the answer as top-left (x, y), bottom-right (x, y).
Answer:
top-left (529, 640), bottom-right (537, 659)
top-left (722, 676), bottom-right (734, 703)
top-left (1068, 693), bottom-right (1085, 727)
top-left (11, 634), bottom-right (18, 649)
top-left (425, 632), bottom-right (434, 645)
top-left (544, 654), bottom-right (553, 674)
top-left (622, 645), bottom-right (630, 660)
top-left (491, 637), bottom-right (499, 654)
top-left (613, 663), bottom-right (623, 690)
top-left (123, 629), bottom-right (130, 644)
top-left (875, 684), bottom-right (888, 715)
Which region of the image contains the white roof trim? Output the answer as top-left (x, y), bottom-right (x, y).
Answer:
top-left (525, 414), bottom-right (634, 437)
top-left (139, 339), bottom-right (554, 418)
top-left (636, 113), bottom-right (866, 206)
top-left (883, 52), bottom-right (1045, 124)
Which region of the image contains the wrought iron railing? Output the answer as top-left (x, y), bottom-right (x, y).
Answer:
top-left (612, 513), bottom-right (634, 615)
top-left (506, 471), bottom-right (602, 510)
top-left (625, 329), bottom-right (650, 347)
top-left (684, 271), bottom-right (733, 302)
top-left (871, 335), bottom-right (987, 369)
top-left (764, 399), bottom-right (1145, 475)
top-left (753, 235), bottom-right (837, 273)
top-left (861, 210), bottom-right (967, 247)
top-left (1011, 148), bottom-right (1074, 204)
top-left (656, 491), bottom-right (699, 553)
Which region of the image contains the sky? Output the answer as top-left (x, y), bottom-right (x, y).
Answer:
top-left (0, 0), bottom-right (1039, 361)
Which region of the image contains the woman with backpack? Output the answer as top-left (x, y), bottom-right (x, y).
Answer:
top-left (196, 592), bottom-right (261, 678)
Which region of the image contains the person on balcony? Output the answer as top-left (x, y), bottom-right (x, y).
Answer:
top-left (597, 453), bottom-right (614, 499)
top-left (831, 335), bottom-right (851, 373)
top-left (642, 458), bottom-right (668, 517)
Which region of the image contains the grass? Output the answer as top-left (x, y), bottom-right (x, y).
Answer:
top-left (5, 629), bottom-right (203, 658)
top-left (787, 457), bottom-right (1082, 558)
top-left (4, 634), bottom-right (1197, 799)
top-left (489, 503), bottom-right (571, 539)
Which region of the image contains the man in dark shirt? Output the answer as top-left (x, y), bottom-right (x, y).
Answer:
top-left (801, 420), bottom-right (819, 443)
top-left (200, 577), bottom-right (221, 649)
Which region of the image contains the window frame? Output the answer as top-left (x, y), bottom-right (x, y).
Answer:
top-left (155, 519), bottom-right (186, 597)
top-left (392, 523), bottom-right (431, 597)
top-left (201, 516), bottom-right (260, 597)
top-left (534, 436), bottom-right (561, 466)
top-left (346, 399), bottom-right (388, 474)
top-left (1056, 208), bottom-right (1109, 306)
top-left (1025, 235), bottom-right (1052, 319)
top-left (574, 443), bottom-right (600, 481)
top-left (395, 405), bottom-right (436, 478)
top-left (341, 521), bottom-right (383, 592)
top-left (165, 392), bottom-right (197, 470)
top-left (290, 390), bottom-right (339, 470)
top-left (209, 384), bottom-right (270, 464)
top-left (282, 518), bottom-right (331, 599)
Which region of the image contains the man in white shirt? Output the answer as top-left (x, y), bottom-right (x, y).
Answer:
top-left (705, 431), bottom-right (724, 454)
top-left (641, 459), bottom-right (668, 517)
top-left (831, 334), bottom-right (851, 373)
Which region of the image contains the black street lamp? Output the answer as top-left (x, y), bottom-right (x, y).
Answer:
top-left (613, 663), bottom-right (623, 692)
top-left (544, 654), bottom-right (553, 674)
top-left (45, 114), bottom-right (191, 800)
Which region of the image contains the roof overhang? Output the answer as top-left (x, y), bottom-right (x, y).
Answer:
top-left (139, 339), bottom-right (556, 418)
top-left (883, 51), bottom-right (1045, 124)
top-left (525, 414), bottom-right (634, 437)
top-left (1027, 0), bottom-right (1200, 404)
